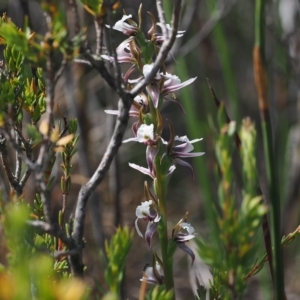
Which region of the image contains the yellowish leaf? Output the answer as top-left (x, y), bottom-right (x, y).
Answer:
top-left (56, 134), bottom-right (74, 146)
top-left (55, 279), bottom-right (86, 300)
top-left (39, 120), bottom-right (49, 135)
top-left (50, 126), bottom-right (60, 142)
top-left (53, 146), bottom-right (65, 152)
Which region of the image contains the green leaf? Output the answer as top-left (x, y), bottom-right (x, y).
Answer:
top-left (26, 124), bottom-right (42, 145)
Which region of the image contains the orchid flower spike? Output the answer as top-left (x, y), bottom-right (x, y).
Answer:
top-left (172, 212), bottom-right (197, 265)
top-left (135, 200), bottom-right (161, 249)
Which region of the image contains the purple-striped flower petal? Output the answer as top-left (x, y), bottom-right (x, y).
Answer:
top-left (104, 109), bottom-right (119, 115)
top-left (175, 136), bottom-right (203, 143)
top-left (173, 142), bottom-right (195, 153)
top-left (129, 163), bottom-right (155, 178)
top-left (173, 151), bottom-right (205, 158)
top-left (161, 77), bottom-right (197, 95)
top-left (146, 83), bottom-right (160, 108)
top-left (172, 220), bottom-right (196, 266)
top-left (175, 158), bottom-right (195, 179)
top-left (124, 64), bottom-right (136, 82)
top-left (164, 97), bottom-right (186, 114)
top-left (123, 136), bottom-right (138, 143)
top-left (145, 221), bottom-right (159, 249)
top-left (146, 146), bottom-right (159, 176)
top-left (128, 76), bottom-right (143, 84)
top-left (174, 232), bottom-right (196, 242)
top-left (104, 101), bottom-right (140, 118)
top-left (177, 242), bottom-right (195, 266)
top-left (132, 121), bottom-right (139, 136)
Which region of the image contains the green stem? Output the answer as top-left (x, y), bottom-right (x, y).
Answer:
top-left (154, 172), bottom-right (174, 294)
top-left (255, 0), bottom-right (285, 298)
top-left (207, 0), bottom-right (240, 124)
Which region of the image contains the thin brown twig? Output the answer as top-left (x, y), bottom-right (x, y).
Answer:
top-left (157, 0), bottom-right (168, 38)
top-left (15, 133), bottom-right (22, 181)
top-left (0, 128), bottom-right (35, 170)
top-left (0, 133), bottom-right (22, 195)
top-left (34, 10), bottom-right (56, 227)
top-left (0, 126), bottom-right (32, 193)
top-left (245, 255), bottom-right (268, 280)
top-left (54, 59), bottom-right (67, 86)
top-left (246, 225), bottom-right (300, 280)
top-left (94, 19), bottom-right (102, 57)
top-left (69, 0), bottom-right (81, 36)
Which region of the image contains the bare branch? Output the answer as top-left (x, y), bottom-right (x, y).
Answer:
top-left (28, 220), bottom-right (74, 249)
top-left (72, 92), bottom-right (133, 246)
top-left (19, 168), bottom-right (32, 188)
top-left (53, 249), bottom-right (79, 259)
top-left (0, 128), bottom-right (35, 170)
top-left (82, 52), bottom-right (117, 91)
top-left (94, 19), bottom-right (102, 57)
top-left (34, 11), bottom-right (55, 227)
top-left (0, 133), bottom-right (23, 195)
top-left (15, 134), bottom-right (22, 181)
top-left (156, 0), bottom-right (168, 38)
top-left (54, 59), bottom-right (67, 86)
top-left (73, 58), bottom-right (92, 66)
top-left (68, 0), bottom-right (81, 36)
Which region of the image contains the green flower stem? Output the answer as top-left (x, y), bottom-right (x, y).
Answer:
top-left (254, 0), bottom-right (285, 298)
top-left (154, 172), bottom-right (174, 294)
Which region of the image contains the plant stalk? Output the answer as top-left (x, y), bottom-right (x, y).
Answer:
top-left (254, 0), bottom-right (285, 298)
top-left (154, 170), bottom-right (174, 295)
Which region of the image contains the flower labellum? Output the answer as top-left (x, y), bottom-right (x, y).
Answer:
top-left (123, 124), bottom-right (155, 144)
top-left (135, 200), bottom-right (161, 248)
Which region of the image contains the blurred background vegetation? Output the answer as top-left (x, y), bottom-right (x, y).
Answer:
top-left (0, 0), bottom-right (300, 299)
